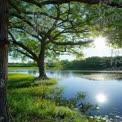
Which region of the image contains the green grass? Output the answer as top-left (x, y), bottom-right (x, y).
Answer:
top-left (8, 73), bottom-right (107, 122)
top-left (8, 66), bottom-right (38, 70)
top-left (8, 73), bottom-right (57, 89)
top-left (8, 73), bottom-right (35, 89)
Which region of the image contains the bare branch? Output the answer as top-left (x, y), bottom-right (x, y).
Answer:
top-left (47, 5), bottom-right (61, 34)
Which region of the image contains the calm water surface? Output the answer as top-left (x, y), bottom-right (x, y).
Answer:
top-left (9, 69), bottom-right (122, 118)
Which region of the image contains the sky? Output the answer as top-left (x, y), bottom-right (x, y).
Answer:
top-left (59, 35), bottom-right (114, 61)
top-left (59, 48), bottom-right (113, 60)
top-left (9, 35), bottom-right (121, 63)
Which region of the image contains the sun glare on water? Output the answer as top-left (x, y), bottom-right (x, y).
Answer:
top-left (96, 93), bottom-right (107, 104)
top-left (94, 35), bottom-right (107, 49)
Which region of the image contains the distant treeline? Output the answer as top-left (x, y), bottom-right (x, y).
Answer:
top-left (47, 56), bottom-right (122, 70)
top-left (8, 63), bottom-right (36, 67)
top-left (65, 56), bottom-right (122, 70)
top-left (9, 56), bottom-right (122, 70)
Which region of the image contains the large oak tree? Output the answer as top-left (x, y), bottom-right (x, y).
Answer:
top-left (9, 2), bottom-right (95, 79)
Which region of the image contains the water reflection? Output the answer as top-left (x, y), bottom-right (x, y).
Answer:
top-left (28, 70), bottom-right (37, 75)
top-left (96, 93), bottom-right (107, 104)
top-left (9, 69), bottom-right (122, 81)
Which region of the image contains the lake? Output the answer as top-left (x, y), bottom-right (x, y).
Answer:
top-left (9, 69), bottom-right (122, 120)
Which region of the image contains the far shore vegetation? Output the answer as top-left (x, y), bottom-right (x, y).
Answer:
top-left (9, 56), bottom-right (122, 70)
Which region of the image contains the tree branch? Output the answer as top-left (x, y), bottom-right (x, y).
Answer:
top-left (47, 5), bottom-right (61, 34)
top-left (9, 2), bottom-right (65, 22)
top-left (9, 1), bottom-right (21, 13)
top-left (21, 0), bottom-right (122, 8)
top-left (48, 46), bottom-right (67, 54)
top-left (52, 40), bottom-right (93, 45)
top-left (10, 12), bottom-right (47, 37)
top-left (9, 25), bottom-right (41, 41)
top-left (15, 48), bottom-right (35, 60)
top-left (9, 32), bottom-right (38, 60)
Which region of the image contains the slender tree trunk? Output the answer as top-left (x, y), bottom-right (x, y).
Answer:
top-left (36, 43), bottom-right (48, 80)
top-left (0, 0), bottom-right (10, 121)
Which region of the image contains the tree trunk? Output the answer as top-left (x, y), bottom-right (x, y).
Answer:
top-left (36, 43), bottom-right (48, 80)
top-left (0, 0), bottom-right (10, 121)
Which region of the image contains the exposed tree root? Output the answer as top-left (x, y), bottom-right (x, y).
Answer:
top-left (34, 75), bottom-right (49, 81)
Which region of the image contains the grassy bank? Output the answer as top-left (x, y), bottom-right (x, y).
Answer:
top-left (8, 67), bottom-right (38, 70)
top-left (8, 73), bottom-right (106, 122)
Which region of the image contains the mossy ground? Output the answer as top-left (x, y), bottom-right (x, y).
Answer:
top-left (8, 73), bottom-right (106, 122)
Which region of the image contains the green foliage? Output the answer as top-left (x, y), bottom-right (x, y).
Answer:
top-left (105, 25), bottom-right (122, 48)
